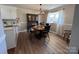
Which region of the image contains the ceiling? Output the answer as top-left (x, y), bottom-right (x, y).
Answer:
top-left (5, 4), bottom-right (64, 11)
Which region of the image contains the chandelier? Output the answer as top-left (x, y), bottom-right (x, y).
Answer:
top-left (39, 4), bottom-right (45, 15)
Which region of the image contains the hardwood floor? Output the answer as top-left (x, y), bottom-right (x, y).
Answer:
top-left (8, 48), bottom-right (15, 54)
top-left (13, 32), bottom-right (68, 54)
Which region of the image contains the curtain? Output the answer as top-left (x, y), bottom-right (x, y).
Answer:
top-left (56, 10), bottom-right (64, 35)
top-left (47, 10), bottom-right (64, 35)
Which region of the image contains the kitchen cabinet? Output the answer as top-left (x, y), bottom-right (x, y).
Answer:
top-left (1, 5), bottom-right (17, 19)
top-left (4, 27), bottom-right (17, 49)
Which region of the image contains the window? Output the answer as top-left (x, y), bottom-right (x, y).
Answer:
top-left (46, 10), bottom-right (64, 25)
top-left (47, 12), bottom-right (59, 23)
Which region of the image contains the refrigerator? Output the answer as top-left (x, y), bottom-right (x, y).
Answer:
top-left (0, 10), bottom-right (7, 54)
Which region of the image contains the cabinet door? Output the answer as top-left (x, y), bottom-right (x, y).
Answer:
top-left (5, 28), bottom-right (16, 49)
top-left (1, 8), bottom-right (10, 19)
top-left (9, 8), bottom-right (16, 19)
top-left (1, 6), bottom-right (16, 19)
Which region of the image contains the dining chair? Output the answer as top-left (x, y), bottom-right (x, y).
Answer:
top-left (43, 23), bottom-right (51, 41)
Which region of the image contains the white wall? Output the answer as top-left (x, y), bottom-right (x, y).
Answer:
top-left (64, 5), bottom-right (75, 24)
top-left (16, 7), bottom-right (39, 32)
top-left (69, 5), bottom-right (79, 52)
top-left (63, 5), bottom-right (75, 30)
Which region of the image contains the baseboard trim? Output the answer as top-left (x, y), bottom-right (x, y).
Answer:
top-left (51, 32), bottom-right (63, 39)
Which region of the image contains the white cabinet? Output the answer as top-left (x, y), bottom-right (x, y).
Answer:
top-left (1, 5), bottom-right (17, 19)
top-left (4, 27), bottom-right (17, 49)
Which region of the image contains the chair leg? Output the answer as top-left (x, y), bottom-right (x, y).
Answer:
top-left (45, 33), bottom-right (50, 44)
top-left (48, 33), bottom-right (50, 41)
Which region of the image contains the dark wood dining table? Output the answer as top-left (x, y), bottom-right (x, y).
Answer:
top-left (31, 25), bottom-right (45, 31)
top-left (30, 25), bottom-right (45, 39)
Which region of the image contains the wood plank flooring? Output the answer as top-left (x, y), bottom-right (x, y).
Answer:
top-left (14, 32), bottom-right (68, 54)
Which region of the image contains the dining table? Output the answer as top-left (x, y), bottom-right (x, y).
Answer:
top-left (32, 25), bottom-right (45, 30)
top-left (30, 25), bottom-right (45, 39)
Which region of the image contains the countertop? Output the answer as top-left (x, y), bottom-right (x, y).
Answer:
top-left (4, 24), bottom-right (18, 31)
top-left (4, 27), bottom-right (13, 31)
